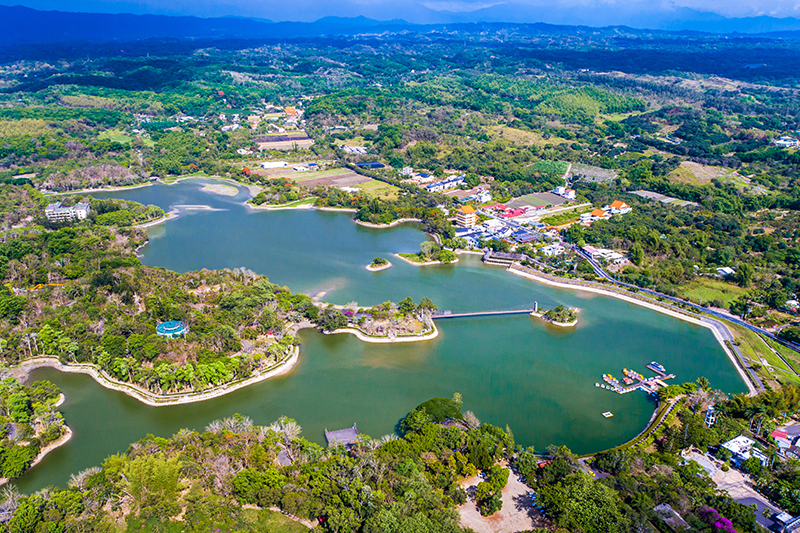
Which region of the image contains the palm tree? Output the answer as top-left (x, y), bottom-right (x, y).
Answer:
top-left (696, 377), bottom-right (711, 391)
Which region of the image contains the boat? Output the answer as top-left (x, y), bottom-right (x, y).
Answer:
top-left (622, 377), bottom-right (634, 384)
top-left (623, 368), bottom-right (644, 381)
top-left (649, 361), bottom-right (666, 373)
top-left (595, 383), bottom-right (600, 387)
top-left (602, 412), bottom-right (613, 418)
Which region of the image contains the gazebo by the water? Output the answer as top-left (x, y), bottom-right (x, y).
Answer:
top-left (325, 424), bottom-right (360, 448)
top-left (156, 320), bottom-right (188, 339)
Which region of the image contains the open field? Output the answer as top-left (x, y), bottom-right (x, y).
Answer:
top-left (570, 163), bottom-right (618, 182)
top-left (508, 192), bottom-right (565, 209)
top-left (669, 162), bottom-right (760, 193)
top-left (489, 126), bottom-right (571, 147)
top-left (98, 129), bottom-right (133, 144)
top-left (673, 278), bottom-right (748, 307)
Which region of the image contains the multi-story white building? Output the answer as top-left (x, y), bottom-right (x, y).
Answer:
top-left (45, 202), bottom-right (91, 222)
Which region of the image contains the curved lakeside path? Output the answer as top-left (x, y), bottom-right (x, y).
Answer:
top-left (12, 347), bottom-right (300, 407)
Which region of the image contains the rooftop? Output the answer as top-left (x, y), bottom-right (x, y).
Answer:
top-left (457, 205), bottom-right (476, 214)
top-left (325, 424), bottom-right (360, 447)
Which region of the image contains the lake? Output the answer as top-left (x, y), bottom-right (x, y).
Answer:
top-left (15, 179), bottom-right (746, 492)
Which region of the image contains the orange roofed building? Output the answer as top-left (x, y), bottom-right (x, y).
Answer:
top-left (605, 200), bottom-right (632, 215)
top-left (455, 205), bottom-right (478, 228)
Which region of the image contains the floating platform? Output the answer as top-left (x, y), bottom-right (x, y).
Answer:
top-left (597, 364), bottom-right (676, 395)
top-left (602, 412), bottom-right (614, 418)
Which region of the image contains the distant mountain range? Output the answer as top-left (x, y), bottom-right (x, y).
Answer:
top-left (1, 4), bottom-right (800, 47)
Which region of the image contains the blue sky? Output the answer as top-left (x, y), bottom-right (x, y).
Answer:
top-left (2, 0), bottom-right (799, 23)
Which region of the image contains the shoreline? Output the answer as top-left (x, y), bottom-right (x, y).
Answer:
top-left (326, 323), bottom-right (439, 343)
top-left (14, 347), bottom-right (301, 407)
top-left (0, 426), bottom-right (73, 488)
top-left (133, 210), bottom-right (179, 229)
top-left (394, 253), bottom-right (459, 267)
top-left (45, 182), bottom-right (155, 196)
top-left (366, 261), bottom-right (393, 272)
top-left (355, 218), bottom-right (423, 229)
top-left (507, 264), bottom-right (756, 394)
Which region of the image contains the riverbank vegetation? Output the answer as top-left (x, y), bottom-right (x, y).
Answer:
top-left (9, 385), bottom-right (800, 532)
top-left (0, 377), bottom-right (66, 482)
top-left (542, 305), bottom-right (578, 324)
top-left (0, 194), bottom-right (333, 396)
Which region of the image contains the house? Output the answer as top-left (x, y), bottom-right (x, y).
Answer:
top-left (716, 266), bottom-right (736, 278)
top-left (293, 166), bottom-right (310, 172)
top-left (424, 175), bottom-right (465, 193)
top-left (261, 161), bottom-right (288, 169)
top-left (500, 208), bottom-right (527, 219)
top-left (604, 200), bottom-right (632, 215)
top-left (512, 230), bottom-right (538, 244)
top-left (44, 202), bottom-right (91, 223)
top-left (721, 435), bottom-right (768, 466)
top-left (772, 136), bottom-right (800, 148)
top-left (771, 429), bottom-right (793, 451)
top-left (462, 189), bottom-right (492, 204)
top-left (553, 186), bottom-right (576, 200)
top-left (583, 246), bottom-right (626, 264)
top-left (455, 205), bottom-right (478, 228)
top-left (541, 244), bottom-right (565, 256)
top-left (580, 209), bottom-right (611, 224)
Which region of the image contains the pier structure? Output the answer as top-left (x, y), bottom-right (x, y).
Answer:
top-left (596, 362), bottom-right (676, 395)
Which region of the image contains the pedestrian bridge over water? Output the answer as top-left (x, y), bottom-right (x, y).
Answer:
top-left (431, 307), bottom-right (536, 320)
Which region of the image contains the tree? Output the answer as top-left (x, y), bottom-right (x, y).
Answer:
top-left (398, 297), bottom-right (417, 315)
top-left (742, 456), bottom-right (763, 476)
top-left (439, 249), bottom-right (456, 263)
top-left (735, 263), bottom-right (754, 287)
top-left (418, 298), bottom-right (438, 312)
top-left (630, 244), bottom-right (644, 266)
top-left (540, 473), bottom-right (630, 533)
top-left (317, 308), bottom-right (347, 332)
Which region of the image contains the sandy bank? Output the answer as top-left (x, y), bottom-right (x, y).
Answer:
top-left (507, 264), bottom-right (756, 394)
top-left (393, 253), bottom-right (459, 267)
top-left (201, 183), bottom-right (239, 196)
top-left (326, 324), bottom-right (438, 343)
top-left (13, 347), bottom-right (300, 407)
top-left (134, 211), bottom-right (179, 229)
top-left (366, 261), bottom-right (392, 272)
top-left (0, 426), bottom-right (73, 488)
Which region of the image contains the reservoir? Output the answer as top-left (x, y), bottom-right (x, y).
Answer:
top-left (16, 179), bottom-right (746, 492)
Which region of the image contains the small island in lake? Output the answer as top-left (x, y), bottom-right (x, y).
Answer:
top-left (531, 305), bottom-right (578, 327)
top-left (366, 257), bottom-right (392, 272)
top-left (320, 296), bottom-right (439, 342)
top-left (396, 241), bottom-right (457, 266)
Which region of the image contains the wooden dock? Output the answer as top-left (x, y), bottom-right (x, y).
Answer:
top-left (598, 363), bottom-right (675, 395)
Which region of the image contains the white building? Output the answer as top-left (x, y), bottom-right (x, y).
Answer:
top-left (554, 186), bottom-right (576, 200)
top-left (45, 202), bottom-right (91, 223)
top-left (721, 435), bottom-right (768, 466)
top-left (583, 246), bottom-right (626, 264)
top-left (541, 244), bottom-right (566, 256)
top-left (261, 161), bottom-right (288, 169)
top-left (772, 136), bottom-right (800, 148)
top-left (717, 266), bottom-right (736, 278)
top-left (424, 175), bottom-right (465, 193)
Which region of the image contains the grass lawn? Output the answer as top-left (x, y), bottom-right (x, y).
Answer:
top-left (674, 278), bottom-right (748, 307)
top-left (541, 206), bottom-right (593, 226)
top-left (353, 179), bottom-right (400, 200)
top-left (730, 323), bottom-right (800, 385)
top-left (515, 193), bottom-right (555, 207)
top-left (98, 129), bottom-right (133, 144)
top-left (269, 197), bottom-right (319, 208)
top-left (489, 126), bottom-right (572, 147)
top-left (243, 509), bottom-right (311, 532)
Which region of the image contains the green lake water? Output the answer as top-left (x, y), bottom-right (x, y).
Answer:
top-left (16, 179), bottom-right (746, 492)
